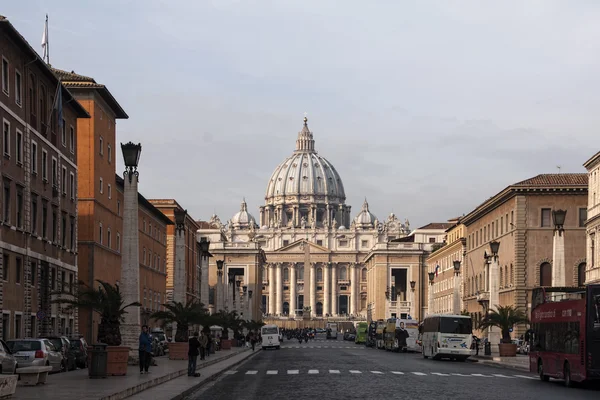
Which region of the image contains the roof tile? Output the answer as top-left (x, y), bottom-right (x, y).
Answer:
top-left (513, 173), bottom-right (588, 187)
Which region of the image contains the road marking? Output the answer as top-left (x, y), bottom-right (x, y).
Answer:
top-left (329, 370), bottom-right (340, 374)
top-left (349, 370), bottom-right (362, 374)
top-left (266, 370), bottom-right (278, 375)
top-left (224, 371), bottom-right (237, 375)
top-left (514, 375), bottom-right (537, 380)
top-left (391, 371), bottom-right (404, 375)
top-left (287, 370), bottom-right (299, 374)
top-left (245, 370), bottom-right (258, 375)
top-left (431, 372), bottom-right (451, 376)
top-left (472, 374), bottom-right (493, 377)
top-left (308, 369), bottom-right (319, 374)
top-left (412, 372), bottom-right (427, 376)
top-left (451, 373), bottom-right (472, 377)
top-left (371, 371), bottom-right (384, 374)
top-left (493, 374), bottom-right (516, 378)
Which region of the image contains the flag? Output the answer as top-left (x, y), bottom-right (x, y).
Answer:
top-left (435, 265), bottom-right (440, 277)
top-left (56, 80), bottom-right (63, 129)
top-left (41, 14), bottom-right (49, 62)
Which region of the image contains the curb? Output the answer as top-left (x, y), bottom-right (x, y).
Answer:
top-left (169, 349), bottom-right (263, 400)
top-left (468, 358), bottom-right (530, 372)
top-left (100, 349), bottom-right (252, 400)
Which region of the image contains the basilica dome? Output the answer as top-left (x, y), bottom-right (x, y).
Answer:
top-left (353, 199), bottom-right (377, 229)
top-left (260, 118), bottom-right (351, 229)
top-left (230, 199), bottom-right (257, 229)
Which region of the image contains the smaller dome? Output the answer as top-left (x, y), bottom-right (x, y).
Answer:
top-left (353, 199), bottom-right (377, 229)
top-left (230, 199), bottom-right (257, 229)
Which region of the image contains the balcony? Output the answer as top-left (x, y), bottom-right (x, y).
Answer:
top-left (476, 291), bottom-right (490, 304)
top-left (337, 279), bottom-right (350, 286)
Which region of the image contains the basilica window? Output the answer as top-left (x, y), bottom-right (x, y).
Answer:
top-left (283, 268), bottom-right (289, 282)
top-left (340, 266), bottom-right (347, 280)
top-left (540, 262), bottom-right (552, 286)
top-left (361, 268), bottom-right (367, 281)
top-left (296, 265), bottom-right (304, 280)
top-left (317, 267), bottom-right (323, 282)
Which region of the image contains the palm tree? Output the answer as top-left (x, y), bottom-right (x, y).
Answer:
top-left (212, 310), bottom-right (243, 340)
top-left (53, 280), bottom-right (140, 346)
top-left (243, 319), bottom-right (265, 333)
top-left (478, 305), bottom-right (529, 343)
top-left (150, 301), bottom-right (210, 342)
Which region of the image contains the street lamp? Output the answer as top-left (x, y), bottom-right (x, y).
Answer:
top-left (552, 209), bottom-right (567, 231)
top-left (428, 272), bottom-right (435, 284)
top-left (410, 281), bottom-right (416, 291)
top-left (174, 208), bottom-right (186, 231)
top-left (489, 240), bottom-right (500, 257)
top-left (453, 260), bottom-right (461, 275)
top-left (216, 260), bottom-right (224, 277)
top-left (121, 142), bottom-right (142, 180)
top-left (199, 237), bottom-right (210, 256)
top-left (243, 285), bottom-right (247, 294)
top-left (385, 287), bottom-right (390, 300)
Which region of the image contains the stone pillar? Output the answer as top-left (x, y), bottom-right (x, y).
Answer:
top-left (268, 264), bottom-right (275, 315)
top-left (216, 272), bottom-right (224, 312)
top-left (409, 289), bottom-right (416, 319)
top-left (331, 263), bottom-right (338, 316)
top-left (453, 272), bottom-right (461, 315)
top-left (350, 263), bottom-right (356, 316)
top-left (172, 214), bottom-right (186, 337)
top-left (488, 257), bottom-right (500, 345)
top-left (309, 263), bottom-right (316, 316)
top-left (120, 169), bottom-right (141, 360)
top-left (276, 263), bottom-right (283, 316)
top-left (427, 281), bottom-right (434, 316)
top-left (290, 263), bottom-right (297, 317)
top-left (200, 253), bottom-right (209, 308)
top-left (552, 228), bottom-right (566, 289)
top-left (323, 262), bottom-right (330, 316)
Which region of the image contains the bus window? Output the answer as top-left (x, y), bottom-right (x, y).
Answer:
top-left (262, 326), bottom-right (278, 335)
top-left (440, 318), bottom-right (472, 334)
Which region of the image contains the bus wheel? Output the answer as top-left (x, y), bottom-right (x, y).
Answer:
top-left (538, 360), bottom-right (549, 382)
top-left (564, 362), bottom-right (573, 388)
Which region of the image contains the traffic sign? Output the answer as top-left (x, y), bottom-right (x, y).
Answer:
top-left (36, 310), bottom-right (46, 320)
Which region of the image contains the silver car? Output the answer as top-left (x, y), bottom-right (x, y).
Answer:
top-left (6, 339), bottom-right (63, 372)
top-left (0, 339), bottom-right (17, 374)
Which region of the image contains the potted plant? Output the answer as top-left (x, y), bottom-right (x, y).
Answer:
top-left (150, 301), bottom-right (209, 360)
top-left (478, 305), bottom-right (529, 357)
top-left (212, 310), bottom-right (242, 350)
top-left (53, 280), bottom-right (140, 375)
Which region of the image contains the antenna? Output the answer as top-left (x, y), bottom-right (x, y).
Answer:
top-left (557, 165), bottom-right (562, 173)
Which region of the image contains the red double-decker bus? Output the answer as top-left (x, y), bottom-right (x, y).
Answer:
top-left (529, 284), bottom-right (600, 387)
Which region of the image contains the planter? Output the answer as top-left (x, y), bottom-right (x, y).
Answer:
top-left (0, 375), bottom-right (17, 398)
top-left (106, 346), bottom-right (129, 376)
top-left (168, 342), bottom-right (189, 360)
top-left (220, 339), bottom-right (232, 350)
top-left (498, 343), bottom-right (518, 357)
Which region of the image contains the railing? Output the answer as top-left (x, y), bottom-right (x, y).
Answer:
top-left (337, 279), bottom-right (350, 285)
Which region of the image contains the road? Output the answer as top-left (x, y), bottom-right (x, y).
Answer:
top-left (187, 334), bottom-right (599, 400)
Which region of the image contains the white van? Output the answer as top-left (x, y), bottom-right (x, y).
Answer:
top-left (261, 324), bottom-right (281, 350)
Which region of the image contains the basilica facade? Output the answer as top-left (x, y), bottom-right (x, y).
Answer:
top-left (198, 118), bottom-right (442, 325)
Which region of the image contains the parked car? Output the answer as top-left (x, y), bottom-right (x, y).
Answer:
top-left (67, 337), bottom-right (89, 369)
top-left (41, 336), bottom-right (76, 371)
top-left (6, 339), bottom-right (63, 372)
top-left (0, 339), bottom-right (17, 374)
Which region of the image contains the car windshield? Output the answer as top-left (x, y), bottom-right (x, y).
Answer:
top-left (262, 327), bottom-right (278, 335)
top-left (7, 341), bottom-right (41, 352)
top-left (439, 318), bottom-right (472, 334)
top-left (48, 339), bottom-right (63, 349)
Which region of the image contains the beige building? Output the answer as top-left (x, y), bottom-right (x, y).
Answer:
top-left (461, 173), bottom-right (588, 338)
top-left (197, 118), bottom-right (450, 326)
top-left (584, 151), bottom-right (600, 284)
top-left (425, 219), bottom-right (466, 315)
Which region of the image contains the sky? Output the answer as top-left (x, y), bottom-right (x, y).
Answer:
top-left (4, 1), bottom-right (600, 228)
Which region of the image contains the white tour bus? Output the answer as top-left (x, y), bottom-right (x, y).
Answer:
top-left (421, 314), bottom-right (472, 361)
top-left (261, 324), bottom-right (281, 350)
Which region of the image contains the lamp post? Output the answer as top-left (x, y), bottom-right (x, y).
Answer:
top-left (409, 281), bottom-right (416, 319)
top-left (119, 142), bottom-right (142, 360)
top-left (243, 285), bottom-right (248, 319)
top-left (216, 260), bottom-right (224, 312)
top-left (488, 240), bottom-right (501, 346)
top-left (248, 290), bottom-right (253, 321)
top-left (428, 272), bottom-right (435, 316)
top-left (552, 209), bottom-right (567, 294)
top-left (199, 238), bottom-right (211, 309)
top-left (235, 280), bottom-right (241, 313)
top-left (173, 208), bottom-right (187, 304)
top-left (453, 260), bottom-right (461, 315)
top-left (227, 270), bottom-right (235, 311)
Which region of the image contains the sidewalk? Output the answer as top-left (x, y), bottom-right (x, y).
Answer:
top-left (11, 346), bottom-right (253, 400)
top-left (468, 354), bottom-right (530, 372)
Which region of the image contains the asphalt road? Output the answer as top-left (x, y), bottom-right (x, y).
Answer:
top-left (187, 334), bottom-right (600, 400)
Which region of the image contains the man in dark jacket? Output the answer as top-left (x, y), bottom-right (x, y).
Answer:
top-left (188, 332), bottom-right (201, 377)
top-left (139, 325), bottom-right (152, 374)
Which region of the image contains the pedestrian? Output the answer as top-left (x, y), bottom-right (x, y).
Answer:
top-left (250, 331), bottom-right (256, 352)
top-left (138, 325), bottom-right (152, 374)
top-left (206, 334), bottom-right (212, 357)
top-left (199, 331), bottom-right (208, 361)
top-left (188, 332), bottom-right (201, 377)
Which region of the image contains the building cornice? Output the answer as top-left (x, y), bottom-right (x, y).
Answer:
top-left (426, 238), bottom-right (465, 261)
top-left (584, 150), bottom-right (600, 170)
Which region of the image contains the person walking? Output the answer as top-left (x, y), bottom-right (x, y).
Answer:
top-left (199, 331), bottom-right (208, 361)
top-left (250, 331), bottom-right (256, 352)
top-left (206, 334), bottom-right (212, 357)
top-left (188, 332), bottom-right (201, 377)
top-left (138, 325), bottom-right (152, 374)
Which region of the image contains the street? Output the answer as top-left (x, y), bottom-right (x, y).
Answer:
top-left (188, 334), bottom-right (599, 400)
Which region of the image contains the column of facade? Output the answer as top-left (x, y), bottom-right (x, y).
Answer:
top-left (323, 262), bottom-right (330, 316)
top-left (350, 263), bottom-right (356, 316)
top-left (309, 263), bottom-right (316, 315)
top-left (489, 257), bottom-right (500, 345)
top-left (275, 263), bottom-right (283, 315)
top-left (268, 263), bottom-right (275, 315)
top-left (290, 263), bottom-right (297, 317)
top-left (331, 263), bottom-right (338, 316)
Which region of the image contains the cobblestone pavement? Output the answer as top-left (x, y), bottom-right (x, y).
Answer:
top-left (187, 336), bottom-right (600, 400)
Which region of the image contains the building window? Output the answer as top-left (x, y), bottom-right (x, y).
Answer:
top-left (316, 267), bottom-right (323, 282)
top-left (1, 57), bottom-right (8, 94)
top-left (500, 216), bottom-right (503, 235)
top-left (361, 240), bottom-right (368, 248)
top-left (30, 261), bottom-right (36, 286)
top-left (143, 248), bottom-right (146, 265)
top-left (61, 166), bottom-right (67, 194)
top-left (510, 211), bottom-right (514, 228)
top-left (3, 180), bottom-right (10, 223)
top-left (61, 214), bottom-right (67, 247)
top-left (69, 273), bottom-right (74, 294)
top-left (340, 266), bottom-right (348, 280)
top-left (70, 173), bottom-right (75, 199)
top-left (15, 70), bottom-right (21, 106)
top-left (60, 120), bottom-right (66, 146)
top-left (143, 218), bottom-right (146, 232)
top-left (51, 157), bottom-right (57, 187)
top-left (99, 136), bottom-right (103, 155)
top-left (31, 195), bottom-right (37, 234)
top-left (16, 130), bottom-right (22, 164)
top-left (15, 257), bottom-right (21, 284)
top-left (108, 184), bottom-right (112, 199)
top-left (52, 207), bottom-right (57, 242)
top-left (579, 208), bottom-right (587, 228)
top-left (42, 201), bottom-right (48, 238)
top-left (16, 188), bottom-right (23, 228)
top-left (428, 237), bottom-right (435, 243)
top-left (31, 141), bottom-right (37, 173)
top-left (2, 254), bottom-right (8, 281)
top-left (42, 150), bottom-right (48, 181)
top-left (117, 200), bottom-right (121, 216)
top-left (283, 240), bottom-right (289, 246)
top-left (14, 314), bottom-right (21, 338)
top-left (339, 240), bottom-right (348, 247)
top-left (69, 127), bottom-right (74, 153)
top-left (116, 233), bottom-right (121, 252)
top-left (361, 267), bottom-right (367, 281)
top-left (99, 223), bottom-right (103, 245)
top-left (107, 228), bottom-right (111, 248)
top-left (541, 208), bottom-right (551, 227)
top-left (317, 240), bottom-right (323, 246)
top-left (70, 217), bottom-right (75, 249)
top-left (61, 271), bottom-right (66, 292)
top-left (540, 262), bottom-right (552, 286)
top-left (3, 120), bottom-right (9, 157)
top-left (107, 144), bottom-right (111, 163)
top-left (99, 177), bottom-right (103, 194)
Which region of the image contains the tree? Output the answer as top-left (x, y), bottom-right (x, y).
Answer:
top-left (212, 310), bottom-right (243, 340)
top-left (478, 305), bottom-right (529, 343)
top-left (243, 319), bottom-right (265, 333)
top-left (53, 280), bottom-right (140, 346)
top-left (461, 310), bottom-right (470, 316)
top-left (150, 301), bottom-right (210, 342)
